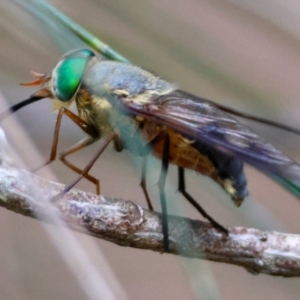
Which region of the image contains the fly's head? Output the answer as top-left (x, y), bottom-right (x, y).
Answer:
top-left (21, 49), bottom-right (95, 110)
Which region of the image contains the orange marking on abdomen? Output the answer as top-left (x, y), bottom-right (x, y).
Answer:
top-left (151, 129), bottom-right (218, 178)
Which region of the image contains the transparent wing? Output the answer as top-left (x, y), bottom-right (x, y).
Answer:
top-left (122, 89), bottom-right (300, 188)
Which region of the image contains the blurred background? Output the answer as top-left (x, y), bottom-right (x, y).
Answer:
top-left (0, 0), bottom-right (300, 299)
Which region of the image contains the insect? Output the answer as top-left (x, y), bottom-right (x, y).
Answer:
top-left (2, 48), bottom-right (300, 251)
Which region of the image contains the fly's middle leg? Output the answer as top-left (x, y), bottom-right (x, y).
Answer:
top-left (140, 157), bottom-right (154, 211)
top-left (51, 132), bottom-right (119, 202)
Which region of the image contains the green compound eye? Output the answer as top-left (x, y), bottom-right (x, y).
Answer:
top-left (62, 49), bottom-right (95, 60)
top-left (53, 49), bottom-right (95, 102)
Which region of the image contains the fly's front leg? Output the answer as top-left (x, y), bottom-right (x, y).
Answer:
top-left (177, 166), bottom-right (228, 236)
top-left (33, 107), bottom-right (99, 172)
top-left (33, 107), bottom-right (103, 194)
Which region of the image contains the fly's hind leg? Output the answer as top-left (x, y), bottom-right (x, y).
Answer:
top-left (157, 133), bottom-right (171, 252)
top-left (177, 166), bottom-right (228, 235)
top-left (139, 131), bottom-right (171, 251)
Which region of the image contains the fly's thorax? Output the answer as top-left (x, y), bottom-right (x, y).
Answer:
top-left (75, 89), bottom-right (146, 154)
top-left (76, 59), bottom-right (176, 151)
top-left (82, 59), bottom-right (176, 102)
top-left (75, 89), bottom-right (114, 135)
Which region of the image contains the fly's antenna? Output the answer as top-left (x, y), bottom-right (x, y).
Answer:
top-left (0, 72), bottom-right (52, 123)
top-left (0, 96), bottom-right (45, 123)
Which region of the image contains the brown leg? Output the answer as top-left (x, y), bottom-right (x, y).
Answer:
top-left (51, 132), bottom-right (119, 202)
top-left (139, 157), bottom-right (154, 210)
top-left (32, 107), bottom-right (104, 194)
top-left (33, 107), bottom-right (99, 172)
top-left (59, 137), bottom-right (101, 194)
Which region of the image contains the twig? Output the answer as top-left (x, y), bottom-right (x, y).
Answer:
top-left (0, 162), bottom-right (299, 277)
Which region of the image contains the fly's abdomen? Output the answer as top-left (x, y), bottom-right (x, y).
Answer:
top-left (193, 140), bottom-right (248, 206)
top-left (151, 129), bottom-right (218, 175)
top-left (145, 126), bottom-right (248, 205)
